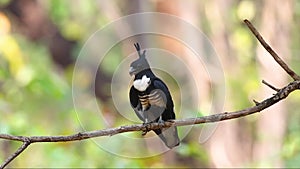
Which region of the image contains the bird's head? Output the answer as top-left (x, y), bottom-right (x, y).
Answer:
top-left (129, 43), bottom-right (150, 76)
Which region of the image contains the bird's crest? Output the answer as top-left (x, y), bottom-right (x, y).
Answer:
top-left (134, 43), bottom-right (146, 58)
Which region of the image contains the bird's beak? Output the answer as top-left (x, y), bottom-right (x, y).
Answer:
top-left (129, 66), bottom-right (135, 76)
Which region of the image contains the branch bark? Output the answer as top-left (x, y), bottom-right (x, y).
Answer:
top-left (0, 19), bottom-right (300, 168)
top-left (262, 80), bottom-right (280, 92)
top-left (244, 19), bottom-right (300, 81)
top-left (0, 141), bottom-right (31, 169)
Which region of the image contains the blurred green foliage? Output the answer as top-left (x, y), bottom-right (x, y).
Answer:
top-left (0, 0), bottom-right (300, 168)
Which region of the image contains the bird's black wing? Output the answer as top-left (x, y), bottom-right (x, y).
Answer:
top-left (129, 86), bottom-right (144, 121)
top-left (152, 78), bottom-right (180, 148)
top-left (152, 78), bottom-right (175, 120)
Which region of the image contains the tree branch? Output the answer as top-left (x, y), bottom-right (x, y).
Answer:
top-left (0, 19), bottom-right (300, 168)
top-left (0, 141), bottom-right (31, 169)
top-left (244, 19), bottom-right (300, 81)
top-left (0, 81), bottom-right (299, 168)
top-left (262, 80), bottom-right (280, 92)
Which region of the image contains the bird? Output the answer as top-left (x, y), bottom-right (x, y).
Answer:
top-left (128, 43), bottom-right (180, 149)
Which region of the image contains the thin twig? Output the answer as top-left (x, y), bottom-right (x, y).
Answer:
top-left (244, 19), bottom-right (300, 81)
top-left (253, 99), bottom-right (260, 105)
top-left (262, 80), bottom-right (280, 92)
top-left (0, 141), bottom-right (31, 169)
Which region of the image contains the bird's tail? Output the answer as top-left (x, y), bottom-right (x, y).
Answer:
top-left (154, 126), bottom-right (180, 149)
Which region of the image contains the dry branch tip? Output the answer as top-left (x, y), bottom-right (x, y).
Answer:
top-left (244, 19), bottom-right (300, 81)
top-left (262, 80), bottom-right (280, 92)
top-left (253, 99), bottom-right (260, 106)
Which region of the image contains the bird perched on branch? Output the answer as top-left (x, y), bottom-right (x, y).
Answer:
top-left (129, 43), bottom-right (180, 149)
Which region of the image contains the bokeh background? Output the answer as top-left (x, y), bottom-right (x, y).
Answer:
top-left (1, 0), bottom-right (300, 167)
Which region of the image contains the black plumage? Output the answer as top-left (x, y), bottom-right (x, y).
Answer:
top-left (129, 43), bottom-right (180, 149)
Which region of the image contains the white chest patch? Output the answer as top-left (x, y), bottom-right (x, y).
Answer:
top-left (133, 75), bottom-right (151, 92)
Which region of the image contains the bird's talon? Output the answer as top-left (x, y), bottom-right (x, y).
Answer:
top-left (141, 122), bottom-right (151, 136)
top-left (157, 119), bottom-right (165, 128)
top-left (159, 123), bottom-right (164, 129)
top-left (141, 130), bottom-right (148, 136)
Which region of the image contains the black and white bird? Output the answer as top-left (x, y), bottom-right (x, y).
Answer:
top-left (129, 43), bottom-right (180, 149)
